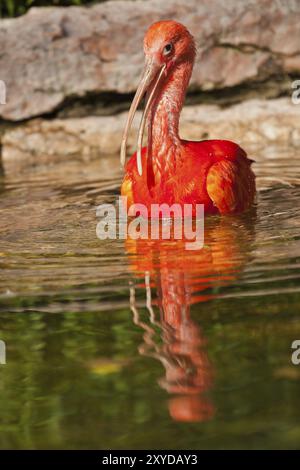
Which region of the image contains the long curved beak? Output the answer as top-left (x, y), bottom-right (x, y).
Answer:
top-left (120, 59), bottom-right (166, 176)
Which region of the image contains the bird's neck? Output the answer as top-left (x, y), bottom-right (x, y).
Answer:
top-left (147, 60), bottom-right (193, 184)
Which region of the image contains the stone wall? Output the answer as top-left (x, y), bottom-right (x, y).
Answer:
top-left (0, 0), bottom-right (300, 171)
top-left (1, 0), bottom-right (300, 121)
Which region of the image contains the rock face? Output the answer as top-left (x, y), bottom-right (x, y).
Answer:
top-left (0, 0), bottom-right (300, 121)
top-left (2, 98), bottom-right (300, 172)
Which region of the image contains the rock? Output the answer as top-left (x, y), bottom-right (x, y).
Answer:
top-left (2, 98), bottom-right (299, 172)
top-left (0, 0), bottom-right (299, 121)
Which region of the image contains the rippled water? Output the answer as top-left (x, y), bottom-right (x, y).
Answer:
top-left (0, 142), bottom-right (300, 449)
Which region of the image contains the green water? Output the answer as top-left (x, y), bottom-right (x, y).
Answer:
top-left (0, 143), bottom-right (300, 449)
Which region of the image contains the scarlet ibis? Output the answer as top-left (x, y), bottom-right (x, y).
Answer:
top-left (120, 20), bottom-right (256, 215)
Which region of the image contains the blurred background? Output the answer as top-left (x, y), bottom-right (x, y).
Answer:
top-left (0, 0), bottom-right (300, 451)
top-left (1, 1), bottom-right (90, 18)
top-left (0, 0), bottom-right (300, 171)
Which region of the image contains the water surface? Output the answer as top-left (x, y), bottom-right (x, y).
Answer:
top-left (0, 143), bottom-right (300, 449)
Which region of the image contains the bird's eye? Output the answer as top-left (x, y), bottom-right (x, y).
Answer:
top-left (163, 43), bottom-right (173, 56)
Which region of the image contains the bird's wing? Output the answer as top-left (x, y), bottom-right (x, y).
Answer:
top-left (206, 158), bottom-right (255, 214)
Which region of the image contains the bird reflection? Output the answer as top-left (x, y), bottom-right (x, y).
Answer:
top-left (126, 212), bottom-right (256, 423)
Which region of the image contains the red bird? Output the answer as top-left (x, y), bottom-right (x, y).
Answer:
top-left (120, 20), bottom-right (255, 216)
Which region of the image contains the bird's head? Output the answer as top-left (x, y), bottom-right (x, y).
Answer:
top-left (143, 20), bottom-right (196, 73)
top-left (120, 20), bottom-right (196, 175)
